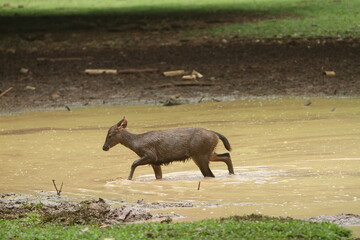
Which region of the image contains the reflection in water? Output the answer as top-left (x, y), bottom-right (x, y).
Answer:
top-left (1, 98), bottom-right (360, 223)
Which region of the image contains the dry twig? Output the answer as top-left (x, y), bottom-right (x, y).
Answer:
top-left (37, 57), bottom-right (93, 62)
top-left (0, 87), bottom-right (14, 98)
top-left (84, 69), bottom-right (118, 74)
top-left (155, 81), bottom-right (217, 89)
top-left (117, 68), bottom-right (158, 74)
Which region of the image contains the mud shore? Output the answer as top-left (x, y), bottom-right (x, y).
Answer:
top-left (1, 193), bottom-right (359, 226)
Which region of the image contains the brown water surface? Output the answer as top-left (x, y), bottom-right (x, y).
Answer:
top-left (1, 98), bottom-right (359, 225)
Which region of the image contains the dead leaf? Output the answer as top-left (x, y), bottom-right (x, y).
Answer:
top-left (99, 224), bottom-right (109, 229)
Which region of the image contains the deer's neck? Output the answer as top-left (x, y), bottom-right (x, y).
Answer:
top-left (119, 130), bottom-right (138, 151)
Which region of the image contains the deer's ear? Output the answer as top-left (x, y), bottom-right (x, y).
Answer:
top-left (117, 116), bottom-right (127, 129)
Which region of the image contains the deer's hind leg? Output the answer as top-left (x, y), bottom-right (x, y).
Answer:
top-left (192, 155), bottom-right (215, 178)
top-left (210, 153), bottom-right (234, 174)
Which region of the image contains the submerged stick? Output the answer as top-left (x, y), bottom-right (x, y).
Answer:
top-left (197, 181), bottom-right (201, 191)
top-left (52, 179), bottom-right (63, 196)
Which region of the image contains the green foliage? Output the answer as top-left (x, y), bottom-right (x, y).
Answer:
top-left (0, 215), bottom-right (352, 240)
top-left (0, 0), bottom-right (358, 38)
top-left (0, 0), bottom-right (276, 16)
top-left (205, 0), bottom-right (360, 38)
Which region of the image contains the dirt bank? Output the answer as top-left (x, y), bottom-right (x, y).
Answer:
top-left (0, 193), bottom-right (187, 225)
top-left (1, 193), bottom-right (360, 226)
top-left (1, 37), bottom-right (360, 112)
top-left (1, 10), bottom-right (360, 112)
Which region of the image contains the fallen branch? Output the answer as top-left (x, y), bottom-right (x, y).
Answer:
top-left (174, 81), bottom-right (217, 87)
top-left (198, 96), bottom-right (205, 103)
top-left (192, 70), bottom-right (203, 79)
top-left (84, 69), bottom-right (118, 75)
top-left (0, 87), bottom-right (13, 98)
top-left (163, 70), bottom-right (186, 77)
top-left (324, 71), bottom-right (336, 76)
top-left (152, 83), bottom-right (173, 88)
top-left (155, 81), bottom-right (217, 89)
top-left (37, 57), bottom-right (93, 62)
top-left (52, 179), bottom-right (63, 196)
top-left (182, 75), bottom-right (197, 80)
top-left (117, 68), bottom-right (158, 74)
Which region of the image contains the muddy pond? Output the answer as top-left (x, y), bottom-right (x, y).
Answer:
top-left (1, 98), bottom-right (359, 230)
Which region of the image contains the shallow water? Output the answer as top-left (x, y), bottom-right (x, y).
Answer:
top-left (1, 98), bottom-right (360, 224)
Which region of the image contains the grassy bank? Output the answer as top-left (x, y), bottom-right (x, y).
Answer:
top-left (0, 214), bottom-right (352, 240)
top-left (0, 0), bottom-right (359, 38)
top-left (204, 0), bottom-right (360, 38)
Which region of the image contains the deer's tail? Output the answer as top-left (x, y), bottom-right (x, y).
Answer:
top-left (213, 131), bottom-right (232, 151)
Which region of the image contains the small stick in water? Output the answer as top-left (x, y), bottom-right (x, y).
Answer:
top-left (197, 181), bottom-right (201, 190)
top-left (52, 179), bottom-right (63, 196)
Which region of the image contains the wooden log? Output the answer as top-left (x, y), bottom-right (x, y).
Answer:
top-left (182, 75), bottom-right (196, 80)
top-left (163, 70), bottom-right (186, 77)
top-left (84, 69), bottom-right (118, 75)
top-left (324, 71), bottom-right (336, 76)
top-left (37, 57), bottom-right (92, 62)
top-left (192, 70), bottom-right (203, 79)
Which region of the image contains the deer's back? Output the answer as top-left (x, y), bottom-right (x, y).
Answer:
top-left (135, 127), bottom-right (218, 164)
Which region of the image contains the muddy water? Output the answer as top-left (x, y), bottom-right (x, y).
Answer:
top-left (1, 98), bottom-right (360, 225)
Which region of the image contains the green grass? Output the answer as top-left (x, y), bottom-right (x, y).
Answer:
top-left (1, 0), bottom-right (279, 16)
top-left (0, 214), bottom-right (353, 240)
top-left (0, 0), bottom-right (359, 38)
top-left (205, 0), bottom-right (360, 38)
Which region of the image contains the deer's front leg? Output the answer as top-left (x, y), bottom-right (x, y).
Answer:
top-left (128, 155), bottom-right (153, 180)
top-left (151, 164), bottom-right (162, 180)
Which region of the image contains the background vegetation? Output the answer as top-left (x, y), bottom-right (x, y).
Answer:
top-left (0, 0), bottom-right (359, 38)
